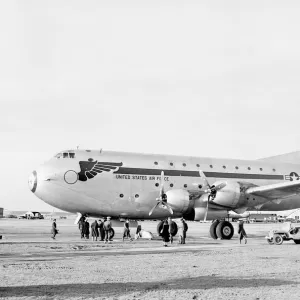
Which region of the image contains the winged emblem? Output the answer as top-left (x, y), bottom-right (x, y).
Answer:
top-left (78, 158), bottom-right (123, 181)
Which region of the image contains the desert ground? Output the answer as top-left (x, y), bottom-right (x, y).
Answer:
top-left (1, 218), bottom-right (300, 300)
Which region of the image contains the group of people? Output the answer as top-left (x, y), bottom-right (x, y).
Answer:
top-left (51, 217), bottom-right (247, 245)
top-left (160, 217), bottom-right (188, 247)
top-left (78, 216), bottom-right (113, 243)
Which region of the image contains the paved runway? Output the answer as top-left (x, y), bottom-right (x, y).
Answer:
top-left (1, 219), bottom-right (300, 300)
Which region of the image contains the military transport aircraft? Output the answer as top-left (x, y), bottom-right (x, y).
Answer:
top-left (28, 149), bottom-right (300, 240)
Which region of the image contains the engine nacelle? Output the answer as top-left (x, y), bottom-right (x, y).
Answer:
top-left (209, 180), bottom-right (242, 208)
top-left (166, 189), bottom-right (190, 213)
top-left (194, 208), bottom-right (229, 221)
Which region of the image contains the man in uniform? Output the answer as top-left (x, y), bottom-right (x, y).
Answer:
top-left (103, 217), bottom-right (112, 243)
top-left (168, 217), bottom-right (177, 244)
top-left (98, 219), bottom-right (105, 241)
top-left (51, 219), bottom-right (58, 239)
top-left (178, 218), bottom-right (188, 244)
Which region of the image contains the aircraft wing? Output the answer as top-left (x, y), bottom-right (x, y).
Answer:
top-left (246, 180), bottom-right (300, 200)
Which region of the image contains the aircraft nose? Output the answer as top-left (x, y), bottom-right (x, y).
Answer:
top-left (28, 170), bottom-right (37, 193)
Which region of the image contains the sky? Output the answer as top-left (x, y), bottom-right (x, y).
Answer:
top-left (1, 1), bottom-right (300, 211)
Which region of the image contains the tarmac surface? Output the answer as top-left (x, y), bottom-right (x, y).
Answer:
top-left (1, 219), bottom-right (300, 300)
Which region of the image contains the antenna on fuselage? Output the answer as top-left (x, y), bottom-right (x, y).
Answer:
top-left (77, 145), bottom-right (80, 149)
top-left (100, 148), bottom-right (102, 153)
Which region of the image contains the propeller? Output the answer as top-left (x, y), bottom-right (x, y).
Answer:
top-left (199, 170), bottom-right (226, 221)
top-left (149, 171), bottom-right (174, 216)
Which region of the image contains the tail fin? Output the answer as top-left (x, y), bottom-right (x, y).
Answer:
top-left (258, 151), bottom-right (300, 164)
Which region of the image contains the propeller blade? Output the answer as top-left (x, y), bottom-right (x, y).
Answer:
top-left (199, 170), bottom-right (211, 189)
top-left (165, 203), bottom-right (174, 215)
top-left (204, 198), bottom-right (209, 221)
top-left (214, 182), bottom-right (226, 191)
top-left (149, 202), bottom-right (160, 216)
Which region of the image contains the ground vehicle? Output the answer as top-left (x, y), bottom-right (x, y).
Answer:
top-left (18, 215), bottom-right (27, 219)
top-left (265, 222), bottom-right (300, 245)
top-left (18, 212), bottom-right (44, 219)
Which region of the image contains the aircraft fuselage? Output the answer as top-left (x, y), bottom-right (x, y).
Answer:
top-left (29, 150), bottom-right (300, 220)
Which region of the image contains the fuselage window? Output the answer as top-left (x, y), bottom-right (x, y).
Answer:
top-left (183, 163), bottom-right (186, 167)
top-left (170, 162), bottom-right (173, 166)
top-left (196, 164), bottom-right (200, 167)
top-left (273, 168), bottom-right (276, 172)
top-left (235, 166), bottom-right (239, 170)
top-left (223, 165), bottom-right (226, 169)
top-left (210, 165), bottom-right (213, 168)
top-left (120, 194), bottom-right (124, 198)
top-left (248, 167), bottom-right (251, 170)
top-left (184, 184), bottom-right (187, 188)
top-left (154, 162), bottom-right (158, 165)
top-left (63, 153), bottom-right (68, 158)
top-left (170, 183), bottom-right (174, 187)
top-left (155, 183), bottom-right (159, 187)
top-left (260, 168), bottom-right (263, 171)
top-left (135, 194), bottom-right (139, 198)
top-left (198, 184), bottom-right (202, 189)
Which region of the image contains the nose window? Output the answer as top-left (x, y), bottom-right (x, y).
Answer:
top-left (63, 153), bottom-right (68, 158)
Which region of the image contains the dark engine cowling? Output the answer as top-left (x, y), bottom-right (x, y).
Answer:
top-left (165, 189), bottom-right (190, 213)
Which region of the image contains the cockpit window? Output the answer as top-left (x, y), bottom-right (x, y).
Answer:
top-left (55, 153), bottom-right (62, 158)
top-left (54, 151), bottom-right (76, 159)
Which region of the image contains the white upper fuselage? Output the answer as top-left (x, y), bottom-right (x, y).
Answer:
top-left (29, 149), bottom-right (300, 219)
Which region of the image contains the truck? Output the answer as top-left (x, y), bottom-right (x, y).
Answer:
top-left (265, 222), bottom-right (300, 245)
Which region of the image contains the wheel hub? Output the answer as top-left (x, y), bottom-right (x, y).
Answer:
top-left (223, 226), bottom-right (231, 236)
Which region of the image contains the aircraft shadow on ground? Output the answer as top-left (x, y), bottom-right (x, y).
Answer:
top-left (0, 276), bottom-right (296, 298)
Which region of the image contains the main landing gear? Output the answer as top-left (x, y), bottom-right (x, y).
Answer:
top-left (209, 220), bottom-right (234, 240)
top-left (157, 220), bottom-right (178, 237)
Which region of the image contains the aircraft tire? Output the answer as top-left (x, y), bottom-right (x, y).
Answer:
top-left (293, 239), bottom-right (300, 244)
top-left (157, 220), bottom-right (178, 236)
top-left (216, 221), bottom-right (234, 240)
top-left (109, 228), bottom-right (115, 239)
top-left (267, 238), bottom-right (274, 245)
top-left (209, 220), bottom-right (219, 239)
top-left (170, 221), bottom-right (178, 236)
top-left (274, 234), bottom-right (283, 245)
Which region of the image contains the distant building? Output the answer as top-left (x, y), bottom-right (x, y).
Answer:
top-left (0, 207), bottom-right (3, 218)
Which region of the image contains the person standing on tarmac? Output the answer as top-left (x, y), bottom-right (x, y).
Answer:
top-left (178, 218), bottom-right (188, 244)
top-left (123, 219), bottom-right (133, 241)
top-left (160, 219), bottom-right (170, 247)
top-left (51, 219), bottom-right (58, 239)
top-left (91, 220), bottom-right (99, 241)
top-left (103, 217), bottom-right (112, 243)
top-left (83, 219), bottom-right (90, 239)
top-left (238, 220), bottom-right (247, 244)
top-left (168, 217), bottom-right (175, 244)
top-left (98, 219), bottom-right (105, 241)
top-left (78, 217), bottom-right (85, 239)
